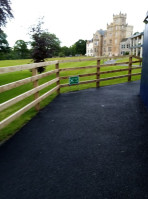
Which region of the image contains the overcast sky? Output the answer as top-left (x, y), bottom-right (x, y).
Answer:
top-left (3, 0), bottom-right (148, 47)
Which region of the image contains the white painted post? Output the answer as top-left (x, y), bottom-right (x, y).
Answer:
top-left (132, 38), bottom-right (135, 55)
top-left (136, 37), bottom-right (139, 56)
top-left (140, 47), bottom-right (143, 58)
top-left (140, 34), bottom-right (144, 58)
top-left (130, 38), bottom-right (132, 55)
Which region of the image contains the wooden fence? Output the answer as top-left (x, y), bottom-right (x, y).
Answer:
top-left (0, 55), bottom-right (142, 130)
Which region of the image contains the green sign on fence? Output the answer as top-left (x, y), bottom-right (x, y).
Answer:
top-left (69, 76), bottom-right (79, 85)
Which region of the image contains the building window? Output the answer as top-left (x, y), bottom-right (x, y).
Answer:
top-left (115, 39), bottom-right (117, 44)
top-left (110, 39), bottom-right (112, 44)
top-left (127, 44), bottom-right (129, 48)
top-left (104, 40), bottom-right (106, 44)
top-left (108, 47), bottom-right (112, 52)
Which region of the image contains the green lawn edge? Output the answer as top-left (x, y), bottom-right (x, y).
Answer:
top-left (0, 57), bottom-right (141, 142)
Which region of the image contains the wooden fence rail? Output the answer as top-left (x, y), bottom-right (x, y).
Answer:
top-left (0, 78), bottom-right (59, 112)
top-left (0, 55), bottom-right (142, 130)
top-left (0, 69), bottom-right (58, 93)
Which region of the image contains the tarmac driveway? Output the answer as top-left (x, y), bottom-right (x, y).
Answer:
top-left (0, 81), bottom-right (148, 199)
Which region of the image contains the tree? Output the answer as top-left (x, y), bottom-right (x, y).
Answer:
top-left (58, 39), bottom-right (87, 57)
top-left (0, 29), bottom-right (10, 59)
top-left (69, 44), bottom-right (76, 56)
top-left (59, 46), bottom-right (71, 57)
top-left (14, 40), bottom-right (30, 59)
top-left (0, 0), bottom-right (13, 27)
top-left (0, 29), bottom-right (9, 51)
top-left (30, 19), bottom-right (61, 73)
top-left (75, 39), bottom-right (86, 55)
top-left (133, 32), bottom-right (139, 35)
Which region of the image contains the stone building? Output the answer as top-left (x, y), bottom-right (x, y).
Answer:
top-left (120, 38), bottom-right (131, 55)
top-left (92, 29), bottom-right (106, 56)
top-left (86, 13), bottom-right (133, 57)
top-left (119, 32), bottom-right (144, 57)
top-left (104, 13), bottom-right (133, 56)
top-left (130, 32), bottom-right (144, 57)
top-left (86, 30), bottom-right (106, 56)
top-left (86, 40), bottom-right (93, 56)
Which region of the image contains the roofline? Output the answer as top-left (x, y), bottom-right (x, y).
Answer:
top-left (130, 32), bottom-right (144, 38)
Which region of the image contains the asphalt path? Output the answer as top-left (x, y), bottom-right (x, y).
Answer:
top-left (104, 59), bottom-right (116, 65)
top-left (0, 81), bottom-right (148, 199)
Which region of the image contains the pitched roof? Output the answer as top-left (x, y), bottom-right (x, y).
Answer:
top-left (97, 29), bottom-right (106, 36)
top-left (121, 38), bottom-right (128, 42)
top-left (130, 32), bottom-right (144, 38)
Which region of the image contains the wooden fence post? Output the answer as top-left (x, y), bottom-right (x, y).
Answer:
top-left (96, 59), bottom-right (100, 87)
top-left (128, 56), bottom-right (132, 82)
top-left (32, 68), bottom-right (40, 111)
top-left (55, 62), bottom-right (60, 94)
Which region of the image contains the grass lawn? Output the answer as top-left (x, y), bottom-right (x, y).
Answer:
top-left (115, 57), bottom-right (142, 65)
top-left (0, 57), bottom-right (142, 141)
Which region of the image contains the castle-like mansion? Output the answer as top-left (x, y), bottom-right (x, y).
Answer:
top-left (86, 13), bottom-right (134, 57)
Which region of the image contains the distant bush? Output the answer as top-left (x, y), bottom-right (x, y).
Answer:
top-left (59, 52), bottom-right (65, 57)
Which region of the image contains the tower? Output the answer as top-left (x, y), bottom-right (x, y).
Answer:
top-left (106, 13), bottom-right (133, 56)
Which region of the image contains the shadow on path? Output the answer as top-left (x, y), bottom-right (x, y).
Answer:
top-left (0, 81), bottom-right (148, 199)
